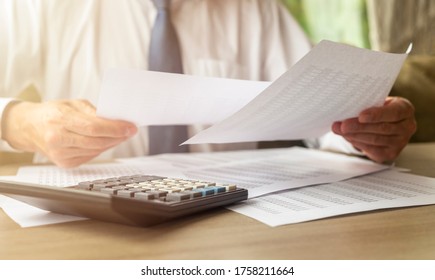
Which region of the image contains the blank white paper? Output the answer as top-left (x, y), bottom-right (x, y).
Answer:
top-left (97, 69), bottom-right (270, 126)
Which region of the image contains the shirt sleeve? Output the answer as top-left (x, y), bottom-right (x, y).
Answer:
top-left (0, 1), bottom-right (42, 98)
top-left (305, 132), bottom-right (364, 156)
top-left (0, 97), bottom-right (21, 152)
top-left (0, 1), bottom-right (42, 152)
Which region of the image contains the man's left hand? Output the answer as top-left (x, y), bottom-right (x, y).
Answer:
top-left (332, 96), bottom-right (417, 163)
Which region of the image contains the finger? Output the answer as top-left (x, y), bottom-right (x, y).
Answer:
top-left (45, 139), bottom-right (121, 168)
top-left (348, 140), bottom-right (399, 163)
top-left (53, 155), bottom-right (103, 169)
top-left (341, 133), bottom-right (407, 148)
top-left (331, 121), bottom-right (343, 135)
top-left (63, 111), bottom-right (137, 138)
top-left (359, 97), bottom-right (414, 123)
top-left (338, 118), bottom-right (407, 136)
top-left (68, 99), bottom-right (97, 116)
top-left (50, 100), bottom-right (137, 138)
top-left (48, 99), bottom-right (97, 116)
top-left (44, 129), bottom-right (130, 150)
top-left (47, 147), bottom-right (109, 162)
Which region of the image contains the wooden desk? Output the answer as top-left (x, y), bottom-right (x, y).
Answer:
top-left (1, 143), bottom-right (435, 260)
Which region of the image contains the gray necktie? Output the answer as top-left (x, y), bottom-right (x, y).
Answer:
top-left (148, 0), bottom-right (188, 154)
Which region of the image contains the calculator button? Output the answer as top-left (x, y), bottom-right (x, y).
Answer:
top-left (184, 190), bottom-right (202, 198)
top-left (77, 181), bottom-right (93, 190)
top-left (117, 189), bottom-right (142, 198)
top-left (193, 187), bottom-right (215, 196)
top-left (214, 186), bottom-right (226, 193)
top-left (148, 190), bottom-right (168, 198)
top-left (134, 192), bottom-right (156, 200)
top-left (166, 192), bottom-right (191, 202)
top-left (100, 188), bottom-right (116, 195)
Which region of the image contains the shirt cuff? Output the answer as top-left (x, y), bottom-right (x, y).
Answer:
top-left (305, 132), bottom-right (363, 156)
top-left (0, 98), bottom-right (21, 152)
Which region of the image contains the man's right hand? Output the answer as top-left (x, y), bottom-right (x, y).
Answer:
top-left (1, 99), bottom-right (137, 168)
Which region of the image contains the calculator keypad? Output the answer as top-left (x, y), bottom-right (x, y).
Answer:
top-left (75, 175), bottom-right (237, 203)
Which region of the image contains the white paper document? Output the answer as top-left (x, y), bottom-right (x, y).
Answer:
top-left (229, 170), bottom-right (435, 227)
top-left (97, 69), bottom-right (270, 126)
top-left (0, 195), bottom-right (88, 227)
top-left (0, 147), bottom-right (388, 227)
top-left (161, 147), bottom-right (389, 199)
top-left (185, 40), bottom-right (407, 144)
top-left (14, 160), bottom-right (185, 187)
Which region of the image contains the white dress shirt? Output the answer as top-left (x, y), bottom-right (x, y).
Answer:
top-left (0, 0), bottom-right (355, 163)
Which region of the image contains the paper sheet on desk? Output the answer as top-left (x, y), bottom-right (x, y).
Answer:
top-left (97, 69), bottom-right (270, 126)
top-left (155, 147), bottom-right (389, 199)
top-left (0, 194), bottom-right (88, 227)
top-left (229, 169), bottom-right (435, 227)
top-left (0, 148), bottom-right (387, 227)
top-left (184, 40), bottom-right (407, 144)
top-left (14, 160), bottom-right (185, 187)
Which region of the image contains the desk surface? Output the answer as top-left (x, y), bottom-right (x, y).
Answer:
top-left (1, 143), bottom-right (435, 260)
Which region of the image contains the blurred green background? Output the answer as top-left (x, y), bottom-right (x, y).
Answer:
top-left (282, 0), bottom-right (370, 48)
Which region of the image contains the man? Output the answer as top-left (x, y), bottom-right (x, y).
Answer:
top-left (0, 0), bottom-right (416, 168)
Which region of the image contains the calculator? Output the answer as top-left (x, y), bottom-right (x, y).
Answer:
top-left (0, 175), bottom-right (248, 227)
